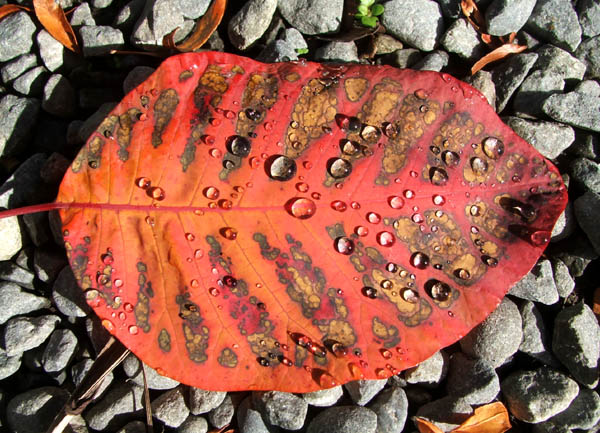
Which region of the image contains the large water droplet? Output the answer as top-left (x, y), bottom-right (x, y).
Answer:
top-left (401, 287), bottom-right (419, 303)
top-left (429, 167), bottom-right (449, 186)
top-left (454, 268), bottom-right (471, 280)
top-left (341, 139), bottom-right (361, 156)
top-left (227, 135), bottom-right (251, 157)
top-left (442, 150), bottom-right (460, 166)
top-left (499, 197), bottom-right (537, 222)
top-left (482, 137), bottom-right (504, 159)
top-left (331, 200), bottom-right (347, 212)
top-left (268, 155), bottom-right (297, 181)
top-left (388, 196), bottom-right (404, 209)
top-left (362, 287), bottom-right (377, 299)
top-left (334, 237), bottom-right (354, 255)
top-left (221, 227), bottom-right (238, 240)
top-left (377, 231), bottom-right (395, 247)
top-left (355, 226), bottom-right (369, 237)
top-left (136, 177), bottom-right (151, 189)
top-left (366, 212), bottom-right (381, 224)
top-left (287, 197), bottom-right (316, 219)
top-left (470, 157), bottom-right (489, 175)
top-left (360, 125), bottom-right (381, 143)
top-left (432, 194), bottom-right (446, 205)
top-left (147, 187), bottom-right (165, 201)
top-left (410, 252), bottom-right (430, 269)
top-left (328, 158), bottom-right (352, 179)
top-left (425, 279), bottom-right (452, 301)
top-left (530, 230), bottom-right (551, 246)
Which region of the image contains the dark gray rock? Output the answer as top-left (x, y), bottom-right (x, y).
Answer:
top-left (123, 66), bottom-right (155, 94)
top-left (258, 28), bottom-right (307, 62)
top-left (382, 0), bottom-right (444, 51)
top-left (80, 25), bottom-right (125, 56)
top-left (446, 353), bottom-right (500, 404)
top-left (84, 383), bottom-right (144, 431)
top-left (131, 0), bottom-right (184, 47)
top-left (553, 302), bottom-right (600, 388)
top-left (526, 0), bottom-right (581, 51)
top-left (570, 157), bottom-right (600, 194)
top-left (440, 18), bottom-right (486, 61)
top-left (0, 95), bottom-right (40, 157)
top-left (237, 396), bottom-right (273, 433)
top-left (0, 54), bottom-right (37, 84)
top-left (37, 30), bottom-right (79, 73)
top-left (42, 74), bottom-right (76, 118)
top-left (502, 368), bottom-right (579, 423)
top-left (228, 0), bottom-right (277, 50)
top-left (6, 387), bottom-right (69, 433)
top-left (0, 346), bottom-right (22, 380)
top-left (388, 48), bottom-right (423, 68)
top-left (71, 358), bottom-right (113, 398)
top-left (189, 387), bottom-right (227, 415)
top-left (41, 328), bottom-right (78, 373)
top-left (302, 386), bottom-right (343, 406)
top-left (151, 387), bottom-right (189, 428)
top-left (0, 12), bottom-right (37, 62)
top-left (178, 0), bottom-right (210, 19)
top-left (512, 70), bottom-right (564, 119)
top-left (551, 258), bottom-right (575, 298)
top-left (575, 35), bottom-right (600, 78)
top-left (306, 406), bottom-right (377, 433)
top-left (0, 282), bottom-right (50, 325)
top-left (519, 301), bottom-right (558, 366)
top-left (373, 34), bottom-right (404, 55)
top-left (345, 379), bottom-right (388, 406)
top-left (405, 351), bottom-right (448, 387)
top-left (114, 0), bottom-right (146, 32)
top-left (277, 0), bottom-right (343, 35)
top-left (368, 385), bottom-right (408, 433)
top-left (578, 0), bottom-right (600, 38)
top-left (460, 297), bottom-right (523, 367)
top-left (534, 44), bottom-right (587, 80)
top-left (116, 420), bottom-right (146, 433)
top-left (414, 50), bottom-right (449, 71)
top-left (70, 2), bottom-right (96, 27)
top-left (549, 388), bottom-right (600, 429)
top-left (415, 396), bottom-right (473, 432)
top-left (208, 394), bottom-right (235, 429)
top-left (542, 80), bottom-right (600, 131)
top-left (551, 202), bottom-right (575, 242)
top-left (0, 261), bottom-right (34, 289)
top-left (12, 66), bottom-right (48, 97)
top-left (315, 41), bottom-right (358, 62)
top-left (509, 259), bottom-right (559, 305)
top-left (53, 266), bottom-right (90, 318)
top-left (574, 191), bottom-right (600, 254)
top-left (4, 315), bottom-right (60, 356)
top-left (464, 70), bottom-right (496, 107)
top-left (179, 415), bottom-right (209, 433)
top-left (504, 117), bottom-right (574, 159)
top-left (485, 0), bottom-right (537, 35)
top-left (34, 248), bottom-right (66, 284)
top-left (122, 355), bottom-right (180, 390)
top-left (253, 391), bottom-right (307, 430)
top-left (492, 52), bottom-right (538, 112)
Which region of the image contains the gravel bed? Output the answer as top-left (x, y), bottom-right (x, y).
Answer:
top-left (0, 0), bottom-right (599, 432)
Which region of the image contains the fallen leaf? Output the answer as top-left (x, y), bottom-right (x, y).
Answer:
top-left (461, 0), bottom-right (486, 34)
top-left (33, 0), bottom-right (80, 53)
top-left (471, 43), bottom-right (527, 74)
top-left (163, 0), bottom-right (226, 51)
top-left (593, 287), bottom-right (600, 320)
top-left (454, 402), bottom-right (511, 433)
top-left (415, 417), bottom-right (445, 433)
top-left (0, 4), bottom-right (31, 21)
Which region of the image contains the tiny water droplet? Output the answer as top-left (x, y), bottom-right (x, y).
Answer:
top-left (221, 227), bottom-right (238, 240)
top-left (401, 288), bottom-right (419, 303)
top-left (245, 108), bottom-right (261, 121)
top-left (386, 262), bottom-right (398, 273)
top-left (360, 124), bottom-right (381, 143)
top-left (269, 155), bottom-right (297, 181)
top-left (328, 158), bottom-right (352, 179)
top-left (410, 252), bottom-right (430, 269)
top-left (432, 194), bottom-right (445, 205)
top-left (469, 205), bottom-right (481, 216)
top-left (147, 187), bottom-right (165, 201)
top-left (455, 268), bottom-right (471, 280)
top-left (411, 213), bottom-right (424, 223)
top-left (388, 196), bottom-right (404, 209)
top-left (190, 279), bottom-right (200, 288)
top-left (223, 275), bottom-right (237, 287)
top-left (482, 137), bottom-right (504, 159)
top-left (287, 197), bottom-right (316, 219)
top-left (375, 368), bottom-right (388, 379)
top-left (185, 233), bottom-right (195, 241)
top-left (355, 226), bottom-right (369, 237)
top-left (341, 139), bottom-right (361, 156)
top-left (227, 135), bottom-right (251, 157)
top-left (129, 325), bottom-right (138, 335)
top-left (367, 212), bottom-right (381, 224)
top-left (218, 199), bottom-right (233, 209)
top-left (203, 186), bottom-right (219, 200)
top-left (258, 357), bottom-right (270, 367)
top-left (209, 148), bottom-right (222, 158)
top-left (209, 287), bottom-right (220, 296)
top-left (403, 189), bottom-right (415, 199)
top-left (331, 200), bottom-right (347, 212)
top-left (362, 287), bottom-right (377, 299)
top-left (380, 348), bottom-right (393, 359)
top-left (470, 157), bottom-right (489, 175)
top-left (334, 237), bottom-right (354, 255)
top-left (114, 279), bottom-right (123, 288)
top-left (530, 230), bottom-right (551, 246)
top-left (296, 182), bottom-right (309, 193)
top-left (281, 356), bottom-right (293, 366)
top-left (426, 279), bottom-right (452, 301)
top-left (442, 150), bottom-right (460, 166)
top-left (101, 253), bottom-right (114, 265)
top-left (430, 167), bottom-right (449, 186)
top-left (202, 134), bottom-right (215, 145)
top-left (88, 160), bottom-right (99, 169)
top-left (136, 177), bottom-right (151, 189)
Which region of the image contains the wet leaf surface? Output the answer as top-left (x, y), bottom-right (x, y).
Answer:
top-left (57, 52), bottom-right (566, 392)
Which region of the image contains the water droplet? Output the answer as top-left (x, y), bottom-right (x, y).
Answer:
top-left (85, 289), bottom-right (101, 307)
top-left (269, 155), bottom-right (297, 181)
top-left (114, 279), bottom-right (123, 288)
top-left (470, 157), bottom-right (489, 175)
top-left (366, 212), bottom-right (381, 224)
top-left (429, 167), bottom-right (449, 186)
top-left (375, 368), bottom-right (388, 379)
top-left (403, 189), bottom-right (415, 199)
top-left (341, 139), bottom-right (361, 156)
top-left (482, 255), bottom-right (498, 267)
top-left (334, 237), bottom-right (354, 255)
top-left (209, 148), bottom-right (222, 158)
top-left (258, 357), bottom-right (270, 367)
top-left (331, 200), bottom-right (347, 212)
top-left (203, 186), bottom-right (220, 200)
top-left (136, 177), bottom-right (151, 189)
top-left (245, 108), bottom-right (261, 122)
top-left (386, 262), bottom-right (398, 273)
top-left (388, 196), bottom-right (404, 209)
top-left (209, 287), bottom-right (220, 296)
top-left (499, 197), bottom-right (537, 222)
top-left (221, 227), bottom-right (238, 240)
top-left (296, 182), bottom-right (309, 193)
top-left (147, 187), bottom-right (165, 201)
top-left (426, 279), bottom-right (452, 301)
top-left (287, 197), bottom-right (316, 219)
top-left (219, 199), bottom-right (233, 209)
top-left (88, 160), bottom-right (99, 169)
top-left (455, 268), bottom-right (471, 280)
top-left (471, 226), bottom-right (479, 234)
top-left (482, 137), bottom-right (504, 159)
top-left (185, 233), bottom-right (195, 241)
top-left (360, 124), bottom-right (381, 143)
top-left (223, 275), bottom-right (237, 287)
top-left (442, 150), bottom-right (460, 166)
top-left (355, 226), bottom-right (369, 237)
top-left (202, 134), bottom-right (215, 145)
top-left (281, 356), bottom-right (293, 367)
top-left (129, 325), bottom-right (139, 335)
top-left (432, 194), bottom-right (445, 205)
top-left (101, 253), bottom-right (114, 265)
top-left (401, 287), bottom-right (419, 303)
top-left (347, 362), bottom-right (365, 379)
top-left (410, 252), bottom-right (430, 269)
top-left (411, 213), bottom-right (424, 223)
top-left (101, 319), bottom-right (115, 332)
top-left (328, 158), bottom-right (352, 179)
top-left (530, 230), bottom-right (551, 246)
top-left (380, 348), bottom-right (393, 359)
top-left (190, 279), bottom-right (200, 288)
top-left (469, 205), bottom-right (481, 216)
top-left (227, 135), bottom-right (251, 157)
top-left (377, 231), bottom-right (395, 247)
top-left (362, 287), bottom-right (377, 299)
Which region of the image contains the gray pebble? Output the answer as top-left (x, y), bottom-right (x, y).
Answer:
top-left (6, 387), bottom-right (69, 433)
top-left (0, 12), bottom-right (37, 62)
top-left (131, 0), bottom-right (184, 47)
top-left (570, 157), bottom-right (600, 194)
top-left (502, 368), bottom-right (579, 423)
top-left (0, 94), bottom-right (40, 157)
top-left (373, 34), bottom-right (404, 55)
top-left (114, 0), bottom-right (146, 32)
top-left (178, 0), bottom-right (210, 19)
top-left (532, 422), bottom-right (572, 433)
top-left (413, 50), bottom-right (449, 71)
top-left (526, 0), bottom-right (581, 52)
top-left (208, 394), bottom-right (234, 429)
top-left (306, 406), bottom-right (377, 433)
top-left (302, 386), bottom-right (343, 407)
top-left (460, 297), bottom-right (523, 367)
top-left (509, 259), bottom-right (559, 305)
top-left (534, 44), bottom-right (587, 80)
top-left (485, 0), bottom-right (536, 35)
top-left (122, 355), bottom-right (179, 390)
top-left (37, 30), bottom-right (78, 73)
top-left (12, 66), bottom-right (49, 97)
top-left (151, 386), bottom-right (189, 428)
top-left (228, 0), bottom-right (277, 50)
top-left (578, 0), bottom-right (600, 38)
top-left (368, 385), bottom-right (408, 433)
top-left (549, 388), bottom-right (600, 429)
top-left (0, 261), bottom-right (34, 289)
top-left (492, 52), bottom-right (538, 112)
top-left (42, 74), bottom-right (76, 118)
top-left (504, 117), bottom-right (574, 159)
top-left (550, 258), bottom-right (575, 298)
top-left (123, 66), bottom-right (155, 94)
top-left (258, 28), bottom-right (307, 62)
top-left (440, 18), bottom-right (486, 61)
top-left (71, 358), bottom-right (113, 398)
top-left (512, 70), bottom-right (564, 119)
top-left (189, 387), bottom-right (227, 415)
top-left (80, 25), bottom-right (125, 56)
top-left (574, 191), bottom-right (600, 254)
top-left (345, 379), bottom-right (388, 406)
top-left (446, 353), bottom-right (500, 404)
top-left (116, 420), bottom-right (146, 433)
top-left (382, 0), bottom-right (444, 51)
top-left (0, 346), bottom-right (22, 380)
top-left (518, 301), bottom-right (558, 366)
top-left (253, 391), bottom-right (307, 430)
top-left (178, 415), bottom-right (209, 433)
top-left (551, 202), bottom-right (576, 242)
top-left (4, 315), bottom-right (60, 356)
top-left (415, 396), bottom-right (473, 432)
top-left (388, 48), bottom-right (423, 68)
top-left (0, 282), bottom-right (50, 325)
top-left (70, 2), bottom-right (96, 27)
top-left (0, 54), bottom-right (37, 84)
top-left (542, 80), bottom-right (600, 131)
top-left (52, 266), bottom-right (90, 318)
top-left (575, 35), bottom-right (600, 79)
top-left (464, 70), bottom-right (496, 107)
top-left (553, 302), bottom-right (600, 388)
top-left (237, 396), bottom-right (273, 433)
top-left (34, 248), bottom-right (67, 283)
top-left (315, 41), bottom-right (358, 63)
top-left (41, 328), bottom-right (78, 373)
top-left (84, 383), bottom-right (144, 431)
top-left (405, 350), bottom-right (448, 387)
top-left (278, 0), bottom-right (343, 35)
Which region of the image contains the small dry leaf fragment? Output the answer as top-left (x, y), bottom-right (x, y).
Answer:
top-left (0, 4), bottom-right (31, 21)
top-left (415, 417), bottom-right (444, 433)
top-left (453, 401), bottom-right (511, 433)
top-left (33, 0), bottom-right (80, 53)
top-left (593, 287), bottom-right (600, 321)
top-left (460, 0), bottom-right (486, 34)
top-left (471, 43), bottom-right (527, 74)
top-left (163, 0), bottom-right (227, 51)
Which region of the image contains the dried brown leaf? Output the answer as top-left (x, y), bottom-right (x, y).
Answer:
top-left (453, 402), bottom-right (511, 433)
top-left (471, 43), bottom-right (527, 74)
top-left (163, 0), bottom-right (226, 52)
top-left (461, 0), bottom-right (486, 34)
top-left (0, 4), bottom-right (31, 21)
top-left (415, 417), bottom-right (445, 433)
top-left (33, 0), bottom-right (79, 53)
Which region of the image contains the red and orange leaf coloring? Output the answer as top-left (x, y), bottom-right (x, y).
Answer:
top-left (57, 52), bottom-right (567, 392)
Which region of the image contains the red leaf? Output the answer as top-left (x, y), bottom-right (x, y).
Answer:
top-left (55, 52), bottom-right (566, 392)
top-left (33, 0), bottom-right (80, 53)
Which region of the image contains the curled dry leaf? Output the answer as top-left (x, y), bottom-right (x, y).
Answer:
top-left (33, 0), bottom-right (80, 53)
top-left (163, 0), bottom-right (227, 52)
top-left (460, 0), bottom-right (486, 34)
top-left (0, 4), bottom-right (31, 21)
top-left (416, 402), bottom-right (511, 433)
top-left (471, 43), bottom-right (527, 74)
top-left (415, 417), bottom-right (444, 433)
